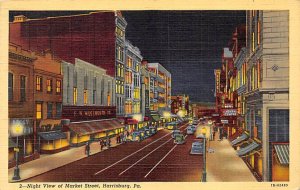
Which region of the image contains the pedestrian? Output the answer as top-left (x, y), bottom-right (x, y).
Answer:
top-left (85, 142), bottom-right (90, 156)
top-left (99, 139), bottom-right (104, 151)
top-left (120, 133), bottom-right (123, 143)
top-left (219, 127), bottom-right (223, 141)
top-left (106, 137), bottom-right (111, 148)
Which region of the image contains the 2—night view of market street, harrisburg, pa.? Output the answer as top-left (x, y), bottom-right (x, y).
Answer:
top-left (8, 10), bottom-right (289, 182)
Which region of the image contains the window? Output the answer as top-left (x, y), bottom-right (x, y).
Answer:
top-left (46, 79), bottom-right (52, 93)
top-left (36, 103), bottom-right (42, 119)
top-left (116, 46), bottom-right (124, 61)
top-left (101, 79), bottom-right (104, 105)
top-left (115, 27), bottom-right (124, 37)
top-left (73, 87), bottom-right (78, 105)
top-left (269, 109), bottom-right (289, 142)
top-left (84, 90), bottom-right (88, 105)
top-left (56, 80), bottom-right (61, 94)
top-left (36, 76), bottom-right (42, 92)
top-left (93, 90), bottom-right (96, 104)
top-left (47, 102), bottom-right (53, 119)
top-left (8, 73), bottom-right (13, 101)
top-left (107, 93), bottom-right (111, 106)
top-left (20, 75), bottom-right (26, 101)
top-left (56, 103), bottom-right (62, 118)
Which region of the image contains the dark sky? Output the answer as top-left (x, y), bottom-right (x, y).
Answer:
top-left (9, 11), bottom-right (245, 103)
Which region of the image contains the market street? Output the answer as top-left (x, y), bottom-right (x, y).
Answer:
top-left (23, 122), bottom-right (204, 182)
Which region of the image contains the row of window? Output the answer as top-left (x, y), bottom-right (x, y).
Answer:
top-left (126, 57), bottom-right (140, 72)
top-left (117, 63), bottom-right (124, 78)
top-left (116, 46), bottom-right (124, 62)
top-left (36, 76), bottom-right (61, 94)
top-left (36, 102), bottom-right (62, 119)
top-left (73, 87), bottom-right (111, 106)
top-left (247, 62), bottom-right (261, 91)
top-left (116, 80), bottom-right (124, 94)
top-left (8, 73), bottom-right (26, 102)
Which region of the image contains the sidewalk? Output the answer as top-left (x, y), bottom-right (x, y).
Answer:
top-left (8, 141), bottom-right (119, 183)
top-left (206, 131), bottom-right (257, 182)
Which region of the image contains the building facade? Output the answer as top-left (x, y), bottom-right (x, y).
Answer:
top-left (243, 10), bottom-right (289, 181)
top-left (10, 11), bottom-right (127, 116)
top-left (8, 43), bottom-right (37, 168)
top-left (33, 50), bottom-right (67, 154)
top-left (62, 58), bottom-right (115, 107)
top-left (171, 94), bottom-right (190, 117)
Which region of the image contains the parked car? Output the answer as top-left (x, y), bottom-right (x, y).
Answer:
top-left (172, 129), bottom-right (182, 138)
top-left (190, 141), bottom-right (204, 155)
top-left (189, 125), bottom-right (197, 131)
top-left (166, 122), bottom-right (178, 130)
top-left (174, 133), bottom-right (186, 144)
top-left (144, 129), bottom-right (151, 137)
top-left (149, 126), bottom-right (157, 135)
top-left (187, 126), bottom-right (194, 135)
top-left (127, 131), bottom-right (141, 142)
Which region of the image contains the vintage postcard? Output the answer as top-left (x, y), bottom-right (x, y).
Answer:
top-left (0, 0), bottom-right (299, 190)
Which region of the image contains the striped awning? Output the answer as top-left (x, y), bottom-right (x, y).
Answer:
top-left (68, 119), bottom-right (124, 136)
top-left (237, 141), bottom-right (260, 156)
top-left (231, 133), bottom-right (248, 146)
top-left (274, 144), bottom-right (289, 165)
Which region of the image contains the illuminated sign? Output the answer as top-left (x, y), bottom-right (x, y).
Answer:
top-left (9, 119), bottom-right (33, 137)
top-left (222, 109), bottom-right (237, 116)
top-left (214, 69), bottom-right (221, 95)
top-left (221, 119), bottom-right (228, 124)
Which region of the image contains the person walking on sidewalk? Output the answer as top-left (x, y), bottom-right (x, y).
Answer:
top-left (85, 142), bottom-right (90, 157)
top-left (99, 139), bottom-right (104, 151)
top-left (106, 137), bottom-right (111, 148)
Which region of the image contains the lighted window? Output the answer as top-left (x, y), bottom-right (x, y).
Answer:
top-left (56, 80), bottom-right (61, 94)
top-left (36, 76), bottom-right (42, 92)
top-left (36, 103), bottom-right (42, 119)
top-left (46, 79), bottom-right (52, 93)
top-left (73, 87), bottom-right (78, 105)
top-left (107, 93), bottom-right (111, 106)
top-left (84, 90), bottom-right (88, 105)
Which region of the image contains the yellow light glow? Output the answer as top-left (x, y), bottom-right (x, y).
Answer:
top-left (177, 110), bottom-right (185, 118)
top-left (163, 111), bottom-right (171, 119)
top-left (133, 114), bottom-right (143, 122)
top-left (10, 123), bottom-right (24, 136)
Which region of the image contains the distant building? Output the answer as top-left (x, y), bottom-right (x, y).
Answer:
top-left (171, 94), bottom-right (190, 117)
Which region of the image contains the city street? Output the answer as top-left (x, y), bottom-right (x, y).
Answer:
top-left (23, 122), bottom-right (204, 182)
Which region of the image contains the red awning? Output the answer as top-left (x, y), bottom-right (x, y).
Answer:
top-left (68, 119), bottom-right (124, 136)
top-left (144, 117), bottom-right (149, 121)
top-left (126, 118), bottom-right (138, 125)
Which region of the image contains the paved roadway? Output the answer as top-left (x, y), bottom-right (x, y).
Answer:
top-left (24, 122), bottom-right (203, 182)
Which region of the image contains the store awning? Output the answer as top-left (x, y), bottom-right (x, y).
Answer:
top-left (9, 139), bottom-right (17, 148)
top-left (274, 144), bottom-right (289, 165)
top-left (38, 131), bottom-right (67, 141)
top-left (231, 133), bottom-right (248, 146)
top-left (68, 118), bottom-right (124, 136)
top-left (237, 141), bottom-right (260, 156)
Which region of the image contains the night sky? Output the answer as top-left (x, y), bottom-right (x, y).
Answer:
top-left (9, 11), bottom-right (245, 103)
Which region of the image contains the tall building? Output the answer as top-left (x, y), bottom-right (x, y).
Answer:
top-left (123, 40), bottom-right (144, 130)
top-left (147, 63), bottom-right (172, 114)
top-left (171, 94), bottom-right (190, 117)
top-left (243, 10), bottom-right (289, 181)
top-left (10, 11), bottom-right (127, 116)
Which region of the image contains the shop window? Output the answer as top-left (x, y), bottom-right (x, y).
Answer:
top-left (20, 75), bottom-right (26, 102)
top-left (56, 80), bottom-right (61, 94)
top-left (36, 103), bottom-right (42, 119)
top-left (46, 79), bottom-right (52, 93)
top-left (47, 102), bottom-right (53, 119)
top-left (73, 87), bottom-right (78, 105)
top-left (8, 72), bottom-right (13, 101)
top-left (36, 76), bottom-right (42, 92)
top-left (269, 109), bottom-right (289, 142)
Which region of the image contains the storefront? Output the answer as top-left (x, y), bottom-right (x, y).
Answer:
top-left (38, 131), bottom-right (69, 154)
top-left (271, 143), bottom-right (289, 181)
top-left (37, 119), bottom-right (69, 154)
top-left (67, 118), bottom-right (125, 146)
top-left (9, 118), bottom-right (37, 168)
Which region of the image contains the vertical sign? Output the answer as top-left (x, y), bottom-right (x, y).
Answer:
top-left (214, 69), bottom-right (221, 97)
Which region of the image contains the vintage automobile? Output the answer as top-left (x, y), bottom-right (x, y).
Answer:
top-left (166, 122), bottom-right (178, 130)
top-left (149, 126), bottom-right (157, 135)
top-left (190, 141), bottom-right (204, 155)
top-left (174, 133), bottom-right (186, 144)
top-left (187, 126), bottom-right (195, 135)
top-left (172, 129), bottom-right (181, 138)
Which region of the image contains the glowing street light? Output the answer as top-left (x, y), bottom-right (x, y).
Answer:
top-left (10, 122), bottom-right (24, 181)
top-left (163, 111), bottom-right (171, 119)
top-left (177, 110), bottom-right (185, 118)
top-left (197, 133), bottom-right (207, 182)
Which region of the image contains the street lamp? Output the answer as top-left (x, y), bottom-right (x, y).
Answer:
top-left (10, 122), bottom-right (24, 181)
top-left (197, 133), bottom-right (207, 182)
